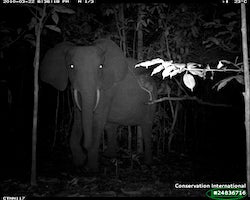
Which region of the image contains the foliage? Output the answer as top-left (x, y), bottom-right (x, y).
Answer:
top-left (27, 5), bottom-right (74, 45)
top-left (139, 4), bottom-right (203, 62)
top-left (213, 60), bottom-right (244, 90)
top-left (203, 10), bottom-right (241, 53)
top-left (60, 6), bottom-right (98, 44)
top-left (136, 58), bottom-right (243, 92)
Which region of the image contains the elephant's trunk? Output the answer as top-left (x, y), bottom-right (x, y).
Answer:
top-left (76, 81), bottom-right (99, 159)
top-left (79, 90), bottom-right (94, 152)
top-left (73, 88), bottom-right (100, 111)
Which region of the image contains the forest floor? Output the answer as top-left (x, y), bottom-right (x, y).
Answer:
top-left (1, 153), bottom-right (212, 197)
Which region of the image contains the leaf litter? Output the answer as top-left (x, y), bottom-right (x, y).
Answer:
top-left (0, 154), bottom-right (206, 197)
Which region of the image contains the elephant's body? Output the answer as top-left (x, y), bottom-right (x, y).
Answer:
top-left (107, 68), bottom-right (156, 126)
top-left (40, 39), bottom-right (157, 172)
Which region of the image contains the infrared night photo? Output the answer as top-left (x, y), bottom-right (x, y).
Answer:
top-left (0, 0), bottom-right (249, 198)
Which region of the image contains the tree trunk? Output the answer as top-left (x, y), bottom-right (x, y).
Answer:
top-left (241, 4), bottom-right (250, 196)
top-left (137, 4), bottom-right (144, 154)
top-left (119, 4), bottom-right (127, 56)
top-left (31, 5), bottom-right (46, 186)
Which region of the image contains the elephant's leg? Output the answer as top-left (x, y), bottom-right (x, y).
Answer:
top-left (141, 123), bottom-right (153, 165)
top-left (104, 123), bottom-right (118, 158)
top-left (86, 116), bottom-right (107, 172)
top-left (70, 106), bottom-right (85, 167)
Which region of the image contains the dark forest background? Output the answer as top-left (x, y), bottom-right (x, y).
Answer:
top-left (0, 1), bottom-right (247, 197)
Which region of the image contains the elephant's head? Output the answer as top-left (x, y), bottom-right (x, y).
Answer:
top-left (40, 39), bottom-right (128, 92)
top-left (40, 39), bottom-right (128, 166)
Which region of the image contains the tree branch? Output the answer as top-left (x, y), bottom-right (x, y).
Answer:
top-left (147, 95), bottom-right (231, 107)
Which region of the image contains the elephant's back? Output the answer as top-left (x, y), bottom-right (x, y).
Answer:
top-left (118, 72), bottom-right (150, 101)
top-left (108, 71), bottom-right (156, 125)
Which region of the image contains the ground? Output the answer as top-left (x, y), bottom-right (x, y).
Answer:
top-left (1, 153), bottom-right (211, 197)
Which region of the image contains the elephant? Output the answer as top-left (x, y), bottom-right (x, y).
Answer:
top-left (40, 39), bottom-right (157, 172)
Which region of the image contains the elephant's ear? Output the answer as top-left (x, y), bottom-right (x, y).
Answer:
top-left (40, 42), bottom-right (74, 91)
top-left (95, 39), bottom-right (128, 89)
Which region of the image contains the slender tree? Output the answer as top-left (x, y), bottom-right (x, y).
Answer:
top-left (241, 3), bottom-right (250, 196)
top-left (137, 4), bottom-right (144, 154)
top-left (30, 4), bottom-right (46, 186)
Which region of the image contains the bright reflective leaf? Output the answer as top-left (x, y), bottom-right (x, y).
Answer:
top-left (183, 73), bottom-right (195, 91)
top-left (162, 65), bottom-right (176, 79)
top-left (187, 62), bottom-right (201, 69)
top-left (217, 61), bottom-right (224, 69)
top-left (189, 69), bottom-right (204, 77)
top-left (151, 64), bottom-right (164, 76)
top-left (169, 69), bottom-right (180, 78)
top-left (174, 63), bottom-right (186, 70)
top-left (135, 58), bottom-right (165, 68)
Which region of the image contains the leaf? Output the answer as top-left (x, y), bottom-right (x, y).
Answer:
top-left (161, 65), bottom-right (176, 79)
top-left (203, 42), bottom-right (213, 49)
top-left (28, 17), bottom-right (37, 30)
top-left (215, 31), bottom-right (230, 37)
top-left (52, 12), bottom-right (59, 24)
top-left (105, 8), bottom-right (115, 16)
top-left (219, 60), bottom-right (234, 65)
top-left (121, 188), bottom-right (141, 196)
top-left (151, 64), bottom-right (164, 76)
top-left (217, 79), bottom-right (232, 90)
top-left (174, 63), bottom-right (186, 70)
top-left (24, 34), bottom-right (35, 46)
top-left (183, 73), bottom-right (195, 91)
top-left (217, 60), bottom-right (235, 69)
top-left (146, 18), bottom-right (153, 24)
top-left (214, 76), bottom-right (235, 91)
top-left (162, 60), bottom-right (174, 68)
top-left (135, 58), bottom-right (165, 68)
top-left (217, 61), bottom-right (224, 69)
top-left (223, 12), bottom-right (236, 18)
top-left (29, 5), bottom-right (43, 17)
top-left (234, 75), bottom-right (244, 85)
top-left (186, 63), bottom-right (203, 77)
top-left (203, 22), bottom-right (217, 27)
top-left (45, 25), bottom-right (61, 33)
top-left (168, 68), bottom-right (180, 78)
top-left (141, 20), bottom-right (147, 27)
top-left (208, 37), bottom-right (220, 45)
top-left (187, 62), bottom-right (202, 69)
top-left (68, 177), bottom-right (79, 186)
top-left (189, 69), bottom-right (204, 78)
top-left (52, 5), bottom-right (75, 14)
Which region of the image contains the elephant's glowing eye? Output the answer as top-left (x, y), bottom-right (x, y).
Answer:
top-left (70, 64), bottom-right (74, 69)
top-left (99, 64), bottom-right (103, 69)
